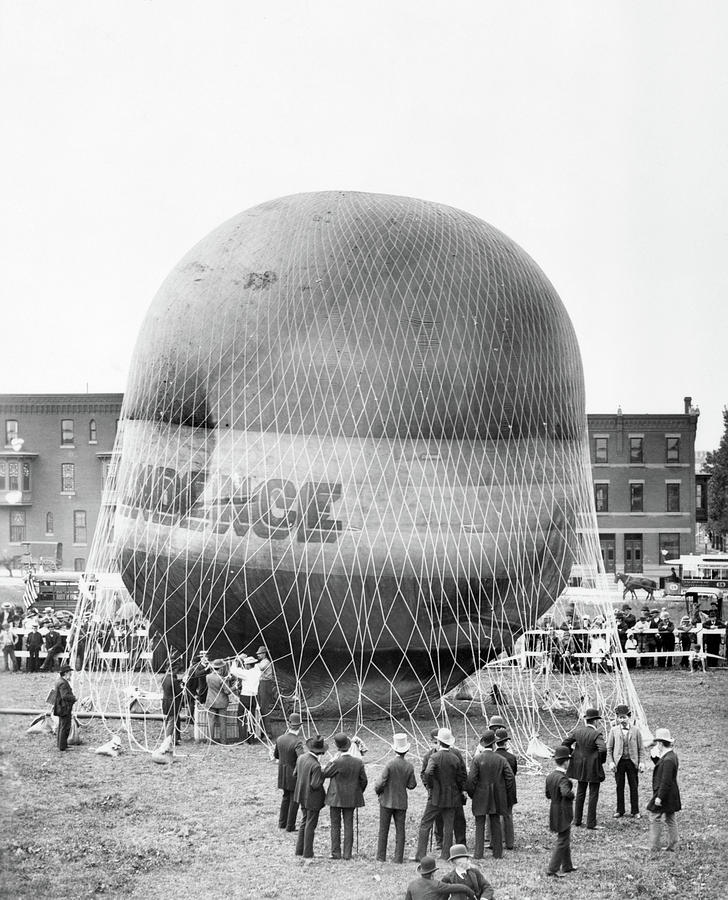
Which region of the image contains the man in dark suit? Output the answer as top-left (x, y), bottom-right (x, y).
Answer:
top-left (466, 729), bottom-right (515, 859)
top-left (494, 727), bottom-right (518, 849)
top-left (562, 707), bottom-right (607, 829)
top-left (53, 664), bottom-right (77, 751)
top-left (274, 712), bottom-right (304, 831)
top-left (545, 744), bottom-right (577, 877)
top-left (416, 728), bottom-right (467, 862)
top-left (26, 623), bottom-right (44, 673)
top-left (374, 732), bottom-right (417, 863)
top-left (321, 732), bottom-right (368, 859)
top-left (419, 727), bottom-right (468, 855)
top-left (440, 844), bottom-right (494, 899)
top-left (42, 626), bottom-right (64, 671)
top-left (293, 734), bottom-right (328, 859)
top-left (404, 856), bottom-right (476, 899)
top-left (647, 727), bottom-right (681, 854)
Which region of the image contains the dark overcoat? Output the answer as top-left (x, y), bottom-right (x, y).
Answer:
top-left (322, 753), bottom-right (367, 808)
top-left (375, 755), bottom-right (416, 809)
top-left (467, 749), bottom-right (515, 816)
top-left (274, 731), bottom-right (304, 791)
top-left (441, 866), bottom-right (494, 899)
top-left (293, 751), bottom-right (326, 811)
top-left (495, 747), bottom-right (518, 804)
top-left (545, 768), bottom-right (574, 833)
top-left (563, 724), bottom-right (606, 783)
top-left (646, 750), bottom-right (681, 814)
top-left (423, 747), bottom-right (467, 809)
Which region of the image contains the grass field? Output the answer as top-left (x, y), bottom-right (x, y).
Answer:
top-left (1, 667), bottom-right (726, 900)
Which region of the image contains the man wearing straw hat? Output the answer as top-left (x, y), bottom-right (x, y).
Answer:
top-left (293, 734), bottom-right (328, 859)
top-left (374, 732), bottom-right (417, 863)
top-left (404, 855), bottom-right (477, 899)
top-left (646, 728), bottom-right (681, 854)
top-left (416, 727), bottom-right (467, 862)
top-left (273, 712), bottom-right (304, 832)
top-left (440, 844), bottom-right (494, 899)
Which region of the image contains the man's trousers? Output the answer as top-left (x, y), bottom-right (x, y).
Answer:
top-left (615, 758), bottom-right (640, 815)
top-left (278, 789), bottom-right (299, 831)
top-left (376, 807), bottom-right (406, 863)
top-left (574, 780), bottom-right (600, 829)
top-left (295, 806), bottom-right (320, 858)
top-left (329, 806), bottom-right (355, 859)
top-left (416, 802), bottom-right (455, 860)
top-left (474, 814), bottom-right (502, 859)
top-left (547, 827), bottom-right (573, 874)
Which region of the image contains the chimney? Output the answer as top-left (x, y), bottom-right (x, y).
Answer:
top-left (684, 396), bottom-right (692, 414)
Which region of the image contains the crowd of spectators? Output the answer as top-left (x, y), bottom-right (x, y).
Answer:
top-left (0, 600), bottom-right (151, 672)
top-left (522, 598), bottom-right (726, 671)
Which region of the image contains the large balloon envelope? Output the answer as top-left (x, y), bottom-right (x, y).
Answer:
top-left (113, 191), bottom-right (588, 715)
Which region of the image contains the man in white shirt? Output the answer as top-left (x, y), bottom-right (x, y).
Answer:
top-left (229, 655), bottom-right (261, 742)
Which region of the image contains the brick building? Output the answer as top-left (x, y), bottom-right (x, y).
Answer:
top-left (1, 392), bottom-right (705, 582)
top-left (0, 394), bottom-right (123, 570)
top-left (588, 397), bottom-right (701, 581)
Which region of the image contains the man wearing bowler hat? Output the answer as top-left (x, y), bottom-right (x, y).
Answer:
top-left (562, 707), bottom-right (607, 829)
top-left (404, 855), bottom-right (477, 899)
top-left (466, 729), bottom-right (515, 859)
top-left (322, 732), bottom-right (368, 859)
top-left (273, 712), bottom-right (304, 831)
top-left (494, 727), bottom-right (518, 850)
top-left (416, 727), bottom-right (467, 862)
top-left (375, 732), bottom-right (417, 863)
top-left (607, 704), bottom-right (645, 818)
top-left (53, 664), bottom-right (77, 751)
top-left (440, 844), bottom-right (494, 899)
top-left (293, 734), bottom-right (328, 859)
top-left (545, 745), bottom-right (577, 877)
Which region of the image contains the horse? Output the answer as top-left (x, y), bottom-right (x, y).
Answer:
top-left (615, 572), bottom-right (657, 603)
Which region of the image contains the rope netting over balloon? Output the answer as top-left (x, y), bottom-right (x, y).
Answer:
top-left (66, 191), bottom-right (647, 762)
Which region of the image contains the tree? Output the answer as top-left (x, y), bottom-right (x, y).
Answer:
top-left (704, 406), bottom-right (728, 551)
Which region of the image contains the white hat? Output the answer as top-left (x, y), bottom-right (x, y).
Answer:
top-left (391, 733), bottom-right (410, 753)
top-left (436, 727), bottom-right (455, 746)
top-left (653, 727), bottom-right (675, 745)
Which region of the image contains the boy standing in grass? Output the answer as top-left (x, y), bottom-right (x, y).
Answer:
top-left (545, 745), bottom-right (577, 878)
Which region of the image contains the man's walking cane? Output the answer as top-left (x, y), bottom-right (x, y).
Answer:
top-left (356, 808), bottom-right (359, 856)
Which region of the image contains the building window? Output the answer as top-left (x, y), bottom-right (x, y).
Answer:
top-left (659, 533), bottom-right (680, 563)
top-left (696, 482), bottom-right (707, 513)
top-left (73, 510), bottom-right (87, 544)
top-left (594, 483), bottom-right (609, 512)
top-left (74, 557), bottom-right (85, 572)
top-left (61, 419), bottom-right (74, 445)
top-left (61, 463), bottom-right (75, 493)
top-left (46, 512), bottom-right (54, 534)
top-left (630, 483), bottom-right (644, 512)
top-left (9, 510), bottom-right (26, 542)
top-left (8, 461), bottom-right (19, 491)
top-left (666, 482), bottom-right (681, 512)
top-left (22, 461), bottom-right (31, 492)
top-left (594, 437), bottom-right (608, 463)
top-left (666, 436), bottom-right (680, 463)
top-left (89, 419), bottom-right (97, 442)
top-left (629, 437), bottom-right (643, 463)
top-left (5, 419), bottom-right (18, 446)
top-left (0, 461), bottom-right (5, 491)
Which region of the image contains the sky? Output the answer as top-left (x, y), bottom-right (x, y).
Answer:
top-left (1, 0), bottom-right (726, 450)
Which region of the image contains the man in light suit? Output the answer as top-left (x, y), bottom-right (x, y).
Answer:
top-left (273, 712), bottom-right (304, 831)
top-left (606, 703), bottom-right (645, 818)
top-left (562, 707), bottom-right (607, 830)
top-left (416, 728), bottom-right (467, 862)
top-left (293, 734), bottom-right (328, 859)
top-left (321, 732), bottom-right (368, 859)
